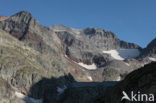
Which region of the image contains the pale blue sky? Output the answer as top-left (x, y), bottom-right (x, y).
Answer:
top-left (0, 0), bottom-right (156, 47)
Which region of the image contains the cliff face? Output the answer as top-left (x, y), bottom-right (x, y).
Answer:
top-left (94, 62), bottom-right (156, 103)
top-left (138, 38), bottom-right (156, 65)
top-left (141, 38), bottom-right (156, 57)
top-left (53, 25), bottom-right (140, 50)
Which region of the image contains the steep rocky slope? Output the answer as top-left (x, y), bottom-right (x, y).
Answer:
top-left (0, 11), bottom-right (92, 82)
top-left (0, 78), bottom-right (16, 103)
top-left (0, 29), bottom-right (76, 103)
top-left (139, 38), bottom-right (156, 63)
top-left (0, 11), bottom-right (95, 103)
top-left (141, 38), bottom-right (156, 57)
top-left (94, 62), bottom-right (156, 103)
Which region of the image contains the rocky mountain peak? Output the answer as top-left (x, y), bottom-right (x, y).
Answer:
top-left (82, 27), bottom-right (117, 39)
top-left (0, 11), bottom-right (43, 41)
top-left (0, 11), bottom-right (35, 32)
top-left (9, 11), bottom-right (33, 24)
top-left (140, 38), bottom-right (156, 58)
top-left (12, 11), bottom-right (32, 17)
top-left (83, 27), bottom-right (96, 35)
top-left (147, 38), bottom-right (156, 49)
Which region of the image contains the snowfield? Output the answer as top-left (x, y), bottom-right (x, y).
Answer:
top-left (125, 62), bottom-right (130, 66)
top-left (149, 57), bottom-right (156, 61)
top-left (65, 54), bottom-right (97, 70)
top-left (87, 76), bottom-right (93, 81)
top-left (52, 26), bottom-right (80, 35)
top-left (15, 92), bottom-right (42, 103)
top-left (103, 49), bottom-right (140, 60)
top-left (78, 62), bottom-right (97, 70)
top-left (116, 76), bottom-right (121, 81)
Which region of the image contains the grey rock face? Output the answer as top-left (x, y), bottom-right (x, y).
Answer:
top-left (54, 26), bottom-right (141, 52)
top-left (89, 60), bottom-right (130, 81)
top-left (82, 27), bottom-right (140, 50)
top-left (0, 29), bottom-right (73, 103)
top-left (0, 78), bottom-right (15, 103)
top-left (0, 11), bottom-right (91, 103)
top-left (141, 38), bottom-right (156, 57)
top-left (137, 38), bottom-right (156, 65)
top-left (53, 25), bottom-right (141, 73)
top-left (0, 29), bottom-right (46, 97)
top-left (0, 11), bottom-right (54, 54)
top-left (94, 62), bottom-right (156, 103)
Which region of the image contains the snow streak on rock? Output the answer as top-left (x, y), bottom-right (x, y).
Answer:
top-left (78, 62), bottom-right (97, 70)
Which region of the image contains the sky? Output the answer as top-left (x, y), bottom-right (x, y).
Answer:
top-left (0, 0), bottom-right (156, 48)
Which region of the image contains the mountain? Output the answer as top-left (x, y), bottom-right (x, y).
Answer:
top-left (0, 11), bottom-right (143, 82)
top-left (0, 11), bottom-right (155, 103)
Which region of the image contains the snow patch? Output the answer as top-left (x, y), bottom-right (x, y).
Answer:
top-left (65, 54), bottom-right (97, 70)
top-left (116, 76), bottom-right (121, 81)
top-left (15, 92), bottom-right (25, 99)
top-left (125, 63), bottom-right (130, 66)
top-left (52, 26), bottom-right (80, 35)
top-left (15, 92), bottom-right (42, 103)
top-left (103, 49), bottom-right (140, 60)
top-left (87, 76), bottom-right (93, 81)
top-left (64, 54), bottom-right (68, 58)
top-left (149, 57), bottom-right (156, 61)
top-left (53, 29), bottom-right (66, 32)
top-left (64, 54), bottom-right (77, 63)
top-left (57, 85), bottom-right (67, 95)
top-left (78, 62), bottom-right (97, 70)
top-left (103, 50), bottom-right (124, 60)
top-left (64, 54), bottom-right (95, 70)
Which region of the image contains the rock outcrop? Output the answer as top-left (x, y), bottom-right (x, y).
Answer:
top-left (94, 62), bottom-right (156, 103)
top-left (140, 38), bottom-right (156, 58)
